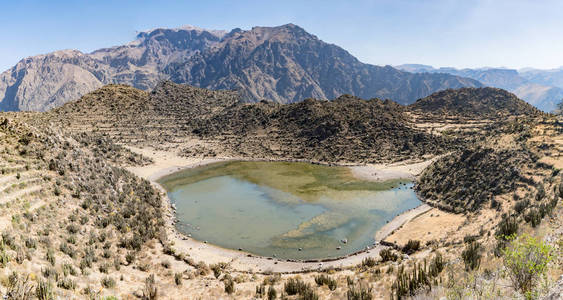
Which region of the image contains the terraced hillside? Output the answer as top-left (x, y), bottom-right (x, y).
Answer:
top-left (194, 95), bottom-right (455, 162)
top-left (46, 82), bottom-right (457, 163)
top-left (47, 81), bottom-right (238, 145)
top-left (0, 116), bottom-right (180, 298)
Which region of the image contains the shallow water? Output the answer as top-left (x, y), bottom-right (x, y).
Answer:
top-left (159, 161), bottom-right (421, 260)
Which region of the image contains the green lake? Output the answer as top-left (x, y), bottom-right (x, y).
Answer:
top-left (158, 161), bottom-right (421, 260)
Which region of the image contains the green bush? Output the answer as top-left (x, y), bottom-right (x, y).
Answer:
top-left (503, 234), bottom-right (553, 297)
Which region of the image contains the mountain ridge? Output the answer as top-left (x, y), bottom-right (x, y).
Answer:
top-left (0, 24), bottom-right (481, 111)
top-left (397, 64), bottom-right (563, 112)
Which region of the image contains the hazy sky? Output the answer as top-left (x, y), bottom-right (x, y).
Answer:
top-left (1, 0), bottom-right (562, 72)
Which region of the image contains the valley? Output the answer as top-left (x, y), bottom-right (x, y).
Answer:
top-left (0, 81), bottom-right (560, 299)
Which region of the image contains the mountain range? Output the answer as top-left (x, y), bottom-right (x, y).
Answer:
top-left (397, 64), bottom-right (563, 112)
top-left (0, 24), bottom-right (482, 112)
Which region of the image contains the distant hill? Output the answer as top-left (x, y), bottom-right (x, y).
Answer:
top-left (409, 87), bottom-right (541, 118)
top-left (397, 64), bottom-right (563, 112)
top-left (0, 24), bottom-right (481, 112)
top-left (520, 67), bottom-right (563, 89)
top-left (48, 82), bottom-right (456, 163)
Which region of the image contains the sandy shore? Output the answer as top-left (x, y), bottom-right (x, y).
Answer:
top-left (125, 146), bottom-right (435, 273)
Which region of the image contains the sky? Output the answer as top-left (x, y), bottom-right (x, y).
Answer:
top-left (1, 0), bottom-right (562, 72)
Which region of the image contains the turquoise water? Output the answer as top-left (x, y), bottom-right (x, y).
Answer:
top-left (159, 161), bottom-right (421, 260)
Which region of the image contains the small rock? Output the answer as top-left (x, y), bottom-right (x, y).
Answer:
top-left (298, 248), bottom-right (302, 251)
top-left (336, 246), bottom-right (341, 250)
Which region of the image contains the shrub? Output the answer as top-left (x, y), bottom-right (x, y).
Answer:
top-left (210, 262), bottom-right (228, 279)
top-left (62, 263), bottom-right (77, 276)
top-left (514, 199), bottom-right (529, 214)
top-left (314, 274), bottom-right (337, 291)
top-left (57, 277), bottom-right (76, 290)
top-left (224, 276), bottom-right (235, 295)
top-left (524, 208), bottom-right (542, 227)
top-left (503, 234), bottom-right (553, 296)
top-left (461, 241), bottom-right (481, 271)
top-left (174, 272), bottom-right (182, 286)
top-left (361, 257), bottom-right (377, 268)
top-left (59, 242), bottom-right (75, 258)
top-left (36, 279), bottom-right (54, 300)
top-left (496, 216), bottom-right (518, 239)
top-left (267, 285), bottom-right (277, 300)
top-left (24, 238), bottom-right (36, 249)
top-left (401, 240), bottom-right (420, 254)
top-left (379, 248), bottom-right (398, 262)
top-left (0, 247), bottom-right (10, 267)
top-left (6, 272), bottom-right (33, 300)
top-left (347, 282), bottom-right (372, 300)
top-left (101, 277), bottom-right (116, 289)
top-left (284, 278), bottom-right (312, 296)
top-left (125, 251), bottom-right (136, 265)
top-left (428, 252), bottom-right (445, 277)
top-left (392, 262), bottom-right (432, 298)
top-left (143, 274), bottom-right (158, 300)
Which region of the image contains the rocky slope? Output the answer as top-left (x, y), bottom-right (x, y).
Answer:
top-left (0, 24), bottom-right (481, 111)
top-left (397, 64), bottom-right (563, 112)
top-left (0, 26), bottom-right (226, 112)
top-left (193, 94), bottom-right (455, 162)
top-left (409, 87), bottom-right (541, 118)
top-left (46, 82), bottom-right (458, 163)
top-left (166, 24), bottom-right (482, 105)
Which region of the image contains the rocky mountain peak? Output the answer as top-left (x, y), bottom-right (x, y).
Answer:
top-left (1, 23), bottom-right (482, 112)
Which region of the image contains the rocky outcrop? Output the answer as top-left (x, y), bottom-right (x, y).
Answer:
top-left (0, 24), bottom-right (481, 112)
top-left (409, 87), bottom-right (541, 118)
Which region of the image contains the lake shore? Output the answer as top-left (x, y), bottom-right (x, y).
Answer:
top-left (125, 146), bottom-right (435, 273)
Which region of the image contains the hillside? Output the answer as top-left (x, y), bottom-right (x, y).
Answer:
top-left (193, 95), bottom-right (454, 162)
top-left (0, 24), bottom-right (481, 112)
top-left (2, 81), bottom-right (561, 299)
top-left (409, 87), bottom-right (541, 118)
top-left (47, 82), bottom-right (456, 163)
